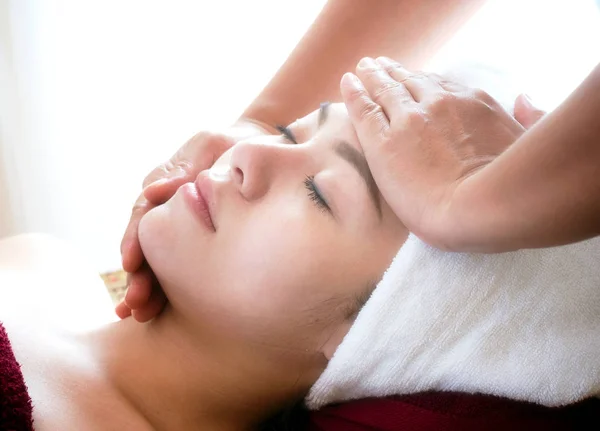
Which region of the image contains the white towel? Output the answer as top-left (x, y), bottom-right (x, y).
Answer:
top-left (306, 234), bottom-right (600, 409)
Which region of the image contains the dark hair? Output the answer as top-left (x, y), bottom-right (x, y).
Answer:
top-left (257, 281), bottom-right (375, 430)
top-left (258, 399), bottom-right (310, 431)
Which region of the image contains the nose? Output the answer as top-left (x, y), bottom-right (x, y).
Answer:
top-left (229, 139), bottom-right (306, 201)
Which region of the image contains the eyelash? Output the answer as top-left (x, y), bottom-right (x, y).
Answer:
top-left (276, 125), bottom-right (298, 145)
top-left (276, 124), bottom-right (331, 214)
top-left (304, 175), bottom-right (330, 213)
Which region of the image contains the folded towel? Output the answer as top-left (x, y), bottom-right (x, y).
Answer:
top-left (307, 235), bottom-right (600, 409)
top-left (0, 322), bottom-right (34, 431)
top-left (308, 392), bottom-right (600, 431)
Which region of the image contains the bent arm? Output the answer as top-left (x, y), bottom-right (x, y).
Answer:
top-left (241, 0), bottom-right (485, 128)
top-left (452, 62), bottom-right (600, 252)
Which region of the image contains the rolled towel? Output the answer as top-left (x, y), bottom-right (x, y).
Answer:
top-left (307, 235), bottom-right (600, 409)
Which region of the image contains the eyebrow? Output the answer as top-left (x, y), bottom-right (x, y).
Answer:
top-left (334, 141), bottom-right (382, 219)
top-left (318, 101), bottom-right (331, 127)
top-left (317, 101), bottom-right (382, 219)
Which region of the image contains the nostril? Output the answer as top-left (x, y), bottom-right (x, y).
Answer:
top-left (234, 167), bottom-right (244, 187)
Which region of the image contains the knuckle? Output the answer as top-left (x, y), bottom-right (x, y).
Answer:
top-left (427, 91), bottom-right (458, 113)
top-left (360, 66), bottom-right (382, 78)
top-left (437, 91), bottom-right (458, 104)
top-left (172, 158), bottom-right (195, 175)
top-left (345, 83), bottom-right (367, 103)
top-left (371, 80), bottom-right (403, 102)
top-left (409, 71), bottom-right (429, 82)
top-left (358, 99), bottom-right (384, 121)
top-left (190, 130), bottom-right (212, 141)
top-left (471, 88), bottom-right (494, 105)
top-left (141, 130), bottom-right (231, 190)
top-left (143, 165), bottom-right (168, 188)
top-left (131, 198), bottom-right (151, 216)
top-left (161, 158), bottom-right (193, 180)
top-left (187, 130), bottom-right (232, 161)
top-left (429, 73), bottom-right (445, 82)
top-left (404, 110), bottom-right (426, 128)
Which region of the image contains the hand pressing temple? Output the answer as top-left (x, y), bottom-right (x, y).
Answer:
top-left (341, 56), bottom-right (600, 254)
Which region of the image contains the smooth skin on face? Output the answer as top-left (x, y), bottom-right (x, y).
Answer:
top-left (139, 102), bottom-right (408, 364)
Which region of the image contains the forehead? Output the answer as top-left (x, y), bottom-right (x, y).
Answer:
top-left (297, 103), bottom-right (362, 152)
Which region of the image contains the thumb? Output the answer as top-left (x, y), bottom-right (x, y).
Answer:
top-left (143, 176), bottom-right (189, 205)
top-left (514, 94), bottom-right (546, 129)
top-left (340, 73), bottom-right (390, 149)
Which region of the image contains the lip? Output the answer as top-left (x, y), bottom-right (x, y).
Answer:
top-left (182, 172), bottom-right (216, 232)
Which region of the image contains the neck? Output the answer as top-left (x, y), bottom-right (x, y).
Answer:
top-left (82, 305), bottom-right (316, 431)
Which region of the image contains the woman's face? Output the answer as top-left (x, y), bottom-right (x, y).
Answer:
top-left (139, 103), bottom-right (407, 359)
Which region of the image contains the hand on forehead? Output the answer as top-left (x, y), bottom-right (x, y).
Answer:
top-left (289, 102), bottom-right (363, 154)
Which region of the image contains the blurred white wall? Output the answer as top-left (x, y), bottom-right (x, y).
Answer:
top-left (426, 0), bottom-right (600, 112)
top-left (0, 0), bottom-right (599, 274)
top-left (0, 0), bottom-right (326, 271)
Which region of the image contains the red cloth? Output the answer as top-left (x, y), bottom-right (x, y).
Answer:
top-left (308, 392), bottom-right (600, 430)
top-left (0, 322), bottom-right (34, 431)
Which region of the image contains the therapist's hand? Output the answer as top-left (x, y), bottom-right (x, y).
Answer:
top-left (117, 119), bottom-right (274, 321)
top-left (342, 57), bottom-right (543, 250)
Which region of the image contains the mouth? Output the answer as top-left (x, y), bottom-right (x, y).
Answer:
top-left (182, 171), bottom-right (216, 232)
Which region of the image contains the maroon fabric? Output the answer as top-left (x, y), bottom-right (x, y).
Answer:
top-left (308, 392), bottom-right (600, 430)
top-left (0, 322), bottom-right (34, 431)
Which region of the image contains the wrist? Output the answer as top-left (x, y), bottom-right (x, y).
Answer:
top-left (440, 175), bottom-right (514, 253)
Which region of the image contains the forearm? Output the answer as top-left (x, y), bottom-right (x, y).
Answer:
top-left (241, 0), bottom-right (485, 128)
top-left (452, 62), bottom-right (600, 252)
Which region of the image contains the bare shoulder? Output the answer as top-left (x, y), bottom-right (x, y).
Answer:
top-left (0, 233), bottom-right (117, 331)
top-left (0, 235), bottom-right (150, 430)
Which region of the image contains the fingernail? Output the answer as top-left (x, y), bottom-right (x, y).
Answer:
top-left (342, 72), bottom-right (364, 90)
top-left (358, 57), bottom-right (377, 69)
top-left (144, 178), bottom-right (170, 191)
top-left (523, 94), bottom-right (534, 107)
top-left (124, 285), bottom-right (133, 308)
top-left (143, 179), bottom-right (169, 199)
top-left (153, 177), bottom-right (171, 186)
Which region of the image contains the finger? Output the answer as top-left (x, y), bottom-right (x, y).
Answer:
top-left (143, 176), bottom-right (188, 205)
top-left (375, 57), bottom-right (444, 102)
top-left (120, 195), bottom-right (151, 272)
top-left (355, 57), bottom-right (417, 119)
top-left (115, 300), bottom-right (132, 319)
top-left (131, 287), bottom-right (167, 323)
top-left (142, 163), bottom-right (186, 189)
top-left (341, 72), bottom-right (390, 141)
top-left (427, 73), bottom-right (469, 93)
top-left (514, 94), bottom-right (546, 129)
top-left (124, 267), bottom-right (154, 309)
top-left (374, 57), bottom-right (412, 80)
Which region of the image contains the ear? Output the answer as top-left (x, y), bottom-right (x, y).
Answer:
top-left (321, 320), bottom-right (355, 361)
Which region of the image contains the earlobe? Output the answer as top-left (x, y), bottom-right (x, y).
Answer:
top-left (321, 320), bottom-right (354, 361)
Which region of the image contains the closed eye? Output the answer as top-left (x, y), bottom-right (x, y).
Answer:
top-left (304, 175), bottom-right (331, 214)
top-left (276, 125), bottom-right (298, 145)
top-left (277, 125), bottom-right (332, 216)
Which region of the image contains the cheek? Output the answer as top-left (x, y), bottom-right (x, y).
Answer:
top-left (226, 226), bottom-right (313, 307)
top-left (138, 192), bottom-right (211, 292)
top-left (218, 211), bottom-right (351, 324)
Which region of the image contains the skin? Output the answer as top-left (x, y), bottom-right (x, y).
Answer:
top-left (1, 103), bottom-right (407, 430)
top-left (119, 0), bottom-right (486, 320)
